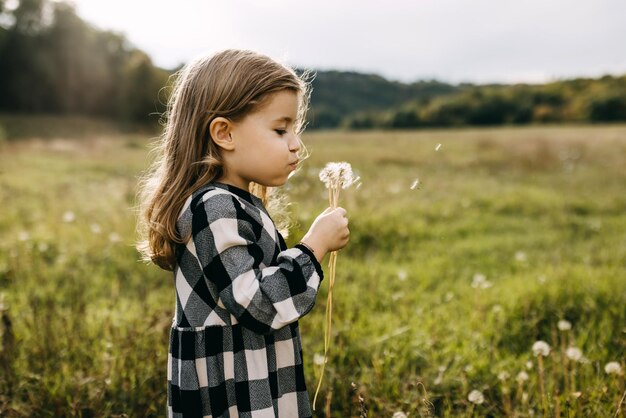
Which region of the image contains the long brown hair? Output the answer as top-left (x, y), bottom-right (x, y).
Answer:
top-left (135, 49), bottom-right (313, 271)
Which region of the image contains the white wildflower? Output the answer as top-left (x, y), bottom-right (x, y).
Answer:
top-left (468, 389), bottom-right (485, 405)
top-left (605, 362), bottom-right (623, 375)
top-left (516, 371), bottom-right (529, 383)
top-left (557, 320), bottom-right (572, 331)
top-left (392, 412), bottom-right (408, 418)
top-left (90, 223), bottom-right (102, 234)
top-left (471, 273), bottom-right (492, 289)
top-left (318, 162), bottom-right (357, 189)
top-left (565, 347), bottom-right (583, 362)
top-left (532, 341), bottom-right (550, 357)
top-left (62, 211), bottom-right (75, 223)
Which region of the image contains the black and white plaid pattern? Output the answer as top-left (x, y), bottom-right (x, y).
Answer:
top-left (168, 181), bottom-right (324, 418)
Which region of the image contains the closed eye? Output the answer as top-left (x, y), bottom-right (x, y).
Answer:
top-left (275, 129), bottom-right (287, 136)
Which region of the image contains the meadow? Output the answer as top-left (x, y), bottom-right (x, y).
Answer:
top-left (0, 124), bottom-right (624, 417)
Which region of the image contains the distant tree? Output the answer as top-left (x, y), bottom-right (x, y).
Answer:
top-left (588, 94), bottom-right (626, 122)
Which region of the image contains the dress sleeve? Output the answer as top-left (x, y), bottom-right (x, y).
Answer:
top-left (191, 192), bottom-right (324, 335)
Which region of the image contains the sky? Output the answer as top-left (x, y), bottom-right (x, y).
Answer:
top-left (70, 0), bottom-right (626, 85)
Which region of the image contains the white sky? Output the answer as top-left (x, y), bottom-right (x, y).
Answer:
top-left (70, 0), bottom-right (626, 85)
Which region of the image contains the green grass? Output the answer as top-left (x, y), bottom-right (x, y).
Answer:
top-left (0, 124), bottom-right (625, 417)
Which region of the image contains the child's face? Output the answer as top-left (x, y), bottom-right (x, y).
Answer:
top-left (226, 90), bottom-right (301, 189)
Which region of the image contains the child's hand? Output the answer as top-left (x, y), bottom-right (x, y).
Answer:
top-left (301, 207), bottom-right (350, 261)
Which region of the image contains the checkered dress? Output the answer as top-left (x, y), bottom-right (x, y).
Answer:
top-left (167, 181), bottom-right (324, 418)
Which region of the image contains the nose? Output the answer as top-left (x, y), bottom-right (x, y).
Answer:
top-left (288, 133), bottom-right (301, 153)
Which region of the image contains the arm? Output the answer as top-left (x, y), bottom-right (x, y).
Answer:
top-left (192, 193), bottom-right (324, 335)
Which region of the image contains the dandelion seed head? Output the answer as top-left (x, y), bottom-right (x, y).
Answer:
top-left (566, 347), bottom-right (583, 362)
top-left (471, 273), bottom-right (492, 289)
top-left (108, 232), bottom-right (122, 243)
top-left (498, 371), bottom-right (510, 381)
top-left (605, 361), bottom-right (623, 375)
top-left (90, 223), bottom-right (102, 234)
top-left (62, 211), bottom-right (75, 223)
top-left (18, 231), bottom-right (30, 241)
top-left (318, 162), bottom-right (357, 189)
top-left (532, 340), bottom-right (550, 357)
top-left (525, 361), bottom-right (533, 370)
top-left (397, 269), bottom-right (408, 281)
top-left (468, 389), bottom-right (485, 405)
top-left (392, 412), bottom-right (408, 418)
top-left (516, 371), bottom-right (529, 383)
top-left (557, 320), bottom-right (572, 331)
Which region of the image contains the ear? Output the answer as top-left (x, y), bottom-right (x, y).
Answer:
top-left (209, 117), bottom-right (235, 151)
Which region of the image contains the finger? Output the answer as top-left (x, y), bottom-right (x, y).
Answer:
top-left (335, 207), bottom-right (347, 216)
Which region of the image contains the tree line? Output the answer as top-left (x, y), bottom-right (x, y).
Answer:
top-left (1, 0), bottom-right (625, 131)
top-left (0, 0), bottom-right (169, 125)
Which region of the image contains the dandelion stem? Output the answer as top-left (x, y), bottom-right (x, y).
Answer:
top-left (538, 355), bottom-right (548, 417)
top-left (613, 389), bottom-right (626, 418)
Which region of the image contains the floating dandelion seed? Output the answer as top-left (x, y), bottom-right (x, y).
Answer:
top-left (605, 362), bottom-right (623, 375)
top-left (62, 211), bottom-right (75, 223)
top-left (566, 347), bottom-right (583, 362)
top-left (410, 178), bottom-right (420, 190)
top-left (557, 320), bottom-right (572, 331)
top-left (435, 143), bottom-right (442, 151)
top-left (468, 390), bottom-right (485, 405)
top-left (532, 341), bottom-right (551, 357)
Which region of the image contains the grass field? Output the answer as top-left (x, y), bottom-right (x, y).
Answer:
top-left (0, 124), bottom-right (625, 417)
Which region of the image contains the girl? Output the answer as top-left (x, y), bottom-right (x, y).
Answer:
top-left (136, 49), bottom-right (350, 418)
